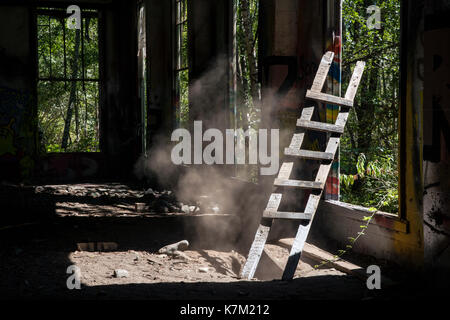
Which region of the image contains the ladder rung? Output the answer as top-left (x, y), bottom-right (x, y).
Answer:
top-left (263, 210), bottom-right (313, 220)
top-left (306, 90), bottom-right (353, 108)
top-left (296, 119), bottom-right (345, 134)
top-left (274, 178), bottom-right (323, 189)
top-left (284, 148), bottom-right (334, 161)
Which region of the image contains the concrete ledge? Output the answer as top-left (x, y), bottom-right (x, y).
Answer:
top-left (313, 200), bottom-right (417, 265)
top-left (322, 200), bottom-right (409, 234)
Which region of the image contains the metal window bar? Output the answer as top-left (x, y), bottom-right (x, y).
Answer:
top-left (48, 15), bottom-right (52, 78)
top-left (174, 0), bottom-right (189, 127)
top-left (175, 0), bottom-right (188, 71)
top-left (37, 9), bottom-right (99, 84)
top-left (62, 16), bottom-right (67, 90)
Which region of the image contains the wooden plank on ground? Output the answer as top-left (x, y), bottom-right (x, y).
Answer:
top-left (278, 240), bottom-right (397, 287)
top-left (77, 242), bottom-right (118, 252)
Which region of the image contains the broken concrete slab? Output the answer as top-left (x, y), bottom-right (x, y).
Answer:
top-left (135, 202), bottom-right (147, 212)
top-left (76, 242), bottom-right (118, 252)
top-left (158, 240), bottom-right (190, 255)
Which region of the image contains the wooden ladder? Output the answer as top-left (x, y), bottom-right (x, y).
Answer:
top-left (241, 51), bottom-right (365, 280)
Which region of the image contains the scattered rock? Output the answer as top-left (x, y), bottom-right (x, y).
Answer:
top-left (132, 251), bottom-right (140, 262)
top-left (189, 206), bottom-right (199, 213)
top-left (135, 202), bottom-right (146, 213)
top-left (172, 251), bottom-right (190, 261)
top-left (147, 258), bottom-right (162, 265)
top-left (158, 240), bottom-right (189, 255)
top-left (113, 269), bottom-right (129, 278)
top-left (181, 205), bottom-right (190, 214)
top-left (151, 199), bottom-right (171, 213)
top-left (211, 205), bottom-right (220, 214)
top-left (198, 267), bottom-right (209, 273)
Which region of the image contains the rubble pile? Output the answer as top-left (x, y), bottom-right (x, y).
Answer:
top-left (33, 184), bottom-right (222, 215)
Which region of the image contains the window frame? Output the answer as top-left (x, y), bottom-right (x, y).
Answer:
top-left (35, 6), bottom-right (104, 154)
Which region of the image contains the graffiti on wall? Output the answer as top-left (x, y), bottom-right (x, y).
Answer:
top-left (423, 24), bottom-right (450, 267)
top-left (423, 53), bottom-right (450, 162)
top-left (324, 34), bottom-right (342, 201)
top-left (0, 86), bottom-right (35, 179)
top-left (0, 119), bottom-right (17, 156)
top-left (39, 153), bottom-right (100, 182)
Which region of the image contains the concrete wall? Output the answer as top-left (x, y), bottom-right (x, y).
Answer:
top-left (422, 0), bottom-right (450, 282)
top-left (146, 0), bottom-right (173, 144)
top-left (0, 6), bottom-right (37, 181)
top-left (188, 0), bottom-right (234, 131)
top-left (101, 0), bottom-right (140, 177)
top-left (314, 200), bottom-right (414, 266)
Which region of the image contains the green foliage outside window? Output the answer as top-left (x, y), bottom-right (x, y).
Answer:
top-left (37, 10), bottom-right (100, 153)
top-left (340, 0), bottom-right (400, 213)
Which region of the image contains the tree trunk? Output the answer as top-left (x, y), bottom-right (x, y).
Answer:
top-left (237, 47), bottom-right (249, 128)
top-left (61, 28), bottom-right (81, 150)
top-left (240, 0), bottom-right (258, 103)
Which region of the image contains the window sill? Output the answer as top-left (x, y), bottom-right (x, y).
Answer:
top-left (322, 200), bottom-right (409, 234)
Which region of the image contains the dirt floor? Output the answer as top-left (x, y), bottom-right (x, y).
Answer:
top-left (0, 182), bottom-right (433, 300)
top-left (0, 235), bottom-right (368, 300)
top-left (67, 245), bottom-right (351, 286)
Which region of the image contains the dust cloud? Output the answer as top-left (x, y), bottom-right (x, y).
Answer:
top-left (133, 56), bottom-right (296, 252)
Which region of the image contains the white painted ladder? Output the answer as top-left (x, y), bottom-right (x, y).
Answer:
top-left (241, 51), bottom-right (365, 280)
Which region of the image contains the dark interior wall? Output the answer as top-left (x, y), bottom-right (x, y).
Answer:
top-left (188, 0), bottom-right (234, 131)
top-left (259, 0), bottom-right (327, 144)
top-left (101, 0), bottom-right (140, 177)
top-left (145, 0), bottom-right (173, 144)
top-left (0, 0), bottom-right (142, 182)
top-left (422, 0), bottom-right (450, 281)
top-left (0, 7), bottom-right (34, 92)
top-left (0, 6), bottom-right (37, 181)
